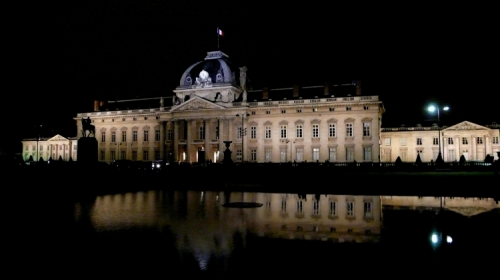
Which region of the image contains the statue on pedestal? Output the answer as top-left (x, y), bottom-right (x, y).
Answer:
top-left (81, 117), bottom-right (95, 137)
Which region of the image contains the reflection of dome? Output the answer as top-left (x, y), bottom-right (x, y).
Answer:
top-left (179, 51), bottom-right (237, 88)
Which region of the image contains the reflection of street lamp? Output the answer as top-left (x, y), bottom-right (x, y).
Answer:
top-left (281, 139), bottom-right (290, 161)
top-left (428, 105), bottom-right (449, 163)
top-left (236, 113), bottom-right (250, 162)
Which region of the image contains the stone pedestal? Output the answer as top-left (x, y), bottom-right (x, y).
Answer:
top-left (77, 137), bottom-right (98, 164)
top-left (223, 141), bottom-right (233, 165)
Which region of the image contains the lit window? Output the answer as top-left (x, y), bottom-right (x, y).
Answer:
top-left (265, 148), bottom-right (272, 162)
top-left (364, 147), bottom-right (372, 161)
top-left (329, 147), bottom-right (337, 161)
top-left (384, 138), bottom-right (391, 146)
top-left (346, 147), bottom-right (354, 161)
top-left (312, 148), bottom-right (320, 161)
top-left (400, 138), bottom-right (406, 146)
top-left (363, 122), bottom-right (371, 137)
top-left (296, 148), bottom-right (303, 162)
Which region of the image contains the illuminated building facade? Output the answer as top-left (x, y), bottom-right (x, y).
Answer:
top-left (21, 134), bottom-right (78, 162)
top-left (380, 121), bottom-right (500, 163)
top-left (74, 50), bottom-right (385, 164)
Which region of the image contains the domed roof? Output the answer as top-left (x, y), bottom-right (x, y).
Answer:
top-left (178, 51), bottom-right (237, 89)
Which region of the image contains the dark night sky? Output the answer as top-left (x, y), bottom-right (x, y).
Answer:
top-left (4, 1), bottom-right (499, 153)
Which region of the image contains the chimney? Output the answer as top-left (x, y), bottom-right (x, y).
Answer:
top-left (262, 87), bottom-right (269, 100)
top-left (293, 85), bottom-right (299, 98)
top-left (355, 80), bottom-right (362, 95)
top-left (324, 82), bottom-right (329, 96)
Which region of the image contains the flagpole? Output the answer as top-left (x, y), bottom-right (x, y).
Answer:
top-left (217, 27), bottom-right (219, 49)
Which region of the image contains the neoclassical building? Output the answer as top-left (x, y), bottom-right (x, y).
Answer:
top-left (74, 50), bottom-right (385, 164)
top-left (21, 134), bottom-right (78, 162)
top-left (380, 121), bottom-right (500, 163)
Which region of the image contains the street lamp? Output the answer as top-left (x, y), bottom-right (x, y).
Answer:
top-left (428, 105), bottom-right (449, 163)
top-left (35, 125), bottom-right (42, 162)
top-left (236, 113), bottom-right (250, 162)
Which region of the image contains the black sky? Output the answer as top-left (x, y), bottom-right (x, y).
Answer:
top-left (5, 1), bottom-right (499, 153)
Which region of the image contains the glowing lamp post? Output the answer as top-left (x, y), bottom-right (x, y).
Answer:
top-left (428, 105), bottom-right (449, 163)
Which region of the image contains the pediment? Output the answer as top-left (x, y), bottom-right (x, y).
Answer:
top-left (171, 96), bottom-right (226, 112)
top-left (443, 121), bottom-right (490, 131)
top-left (445, 206), bottom-right (492, 217)
top-left (47, 134), bottom-right (68, 141)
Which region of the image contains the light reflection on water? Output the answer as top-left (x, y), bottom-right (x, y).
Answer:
top-left (70, 191), bottom-right (499, 275)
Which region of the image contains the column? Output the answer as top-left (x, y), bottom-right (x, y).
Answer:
top-left (228, 118), bottom-right (234, 161)
top-left (471, 135), bottom-right (475, 160)
top-left (455, 135), bottom-right (460, 161)
top-left (173, 120), bottom-right (179, 162)
top-left (187, 120), bottom-right (193, 162)
top-left (204, 119), bottom-right (211, 162)
top-left (485, 135), bottom-right (491, 156)
top-left (159, 121), bottom-right (165, 160)
top-left (218, 118), bottom-right (225, 162)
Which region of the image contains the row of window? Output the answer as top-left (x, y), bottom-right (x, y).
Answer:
top-left (384, 136), bottom-right (497, 146)
top-left (101, 130), bottom-right (162, 143)
top-left (239, 123), bottom-right (371, 139)
top-left (100, 150), bottom-right (160, 161)
top-left (273, 106), bottom-right (370, 114)
top-left (277, 200), bottom-right (373, 218)
top-left (27, 145), bottom-right (77, 151)
top-left (243, 146), bottom-right (373, 162)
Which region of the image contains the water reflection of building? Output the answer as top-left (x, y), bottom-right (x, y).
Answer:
top-left (382, 196), bottom-right (500, 216)
top-left (77, 191), bottom-right (381, 247)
